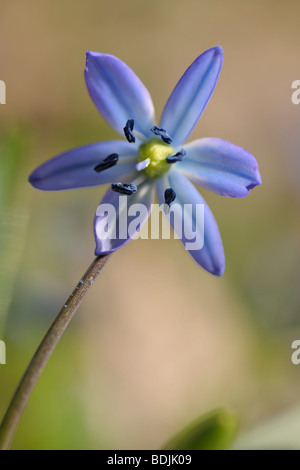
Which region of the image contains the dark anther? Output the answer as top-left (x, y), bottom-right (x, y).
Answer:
top-left (150, 126), bottom-right (172, 144)
top-left (164, 188), bottom-right (176, 206)
top-left (94, 153), bottom-right (119, 172)
top-left (166, 149), bottom-right (186, 164)
top-left (111, 182), bottom-right (138, 195)
top-left (123, 119), bottom-right (135, 143)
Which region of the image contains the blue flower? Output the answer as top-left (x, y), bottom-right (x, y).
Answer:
top-left (29, 47), bottom-right (261, 276)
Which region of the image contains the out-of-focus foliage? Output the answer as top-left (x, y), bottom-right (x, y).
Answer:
top-left (0, 129), bottom-right (32, 334)
top-left (163, 409), bottom-right (238, 450)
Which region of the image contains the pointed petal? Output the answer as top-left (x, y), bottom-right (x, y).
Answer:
top-left (29, 141), bottom-right (138, 191)
top-left (85, 52), bottom-right (155, 139)
top-left (177, 138), bottom-right (262, 197)
top-left (94, 177), bottom-right (154, 254)
top-left (156, 170), bottom-right (225, 276)
top-left (160, 47), bottom-right (223, 146)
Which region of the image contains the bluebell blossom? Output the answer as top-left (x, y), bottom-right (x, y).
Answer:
top-left (29, 47), bottom-right (261, 276)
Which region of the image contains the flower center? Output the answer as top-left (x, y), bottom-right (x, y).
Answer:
top-left (138, 138), bottom-right (174, 178)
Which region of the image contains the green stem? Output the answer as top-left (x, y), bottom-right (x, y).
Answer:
top-left (0, 254), bottom-right (110, 450)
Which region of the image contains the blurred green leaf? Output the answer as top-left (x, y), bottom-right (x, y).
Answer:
top-left (0, 127), bottom-right (33, 334)
top-left (0, 131), bottom-right (24, 210)
top-left (162, 409), bottom-right (238, 450)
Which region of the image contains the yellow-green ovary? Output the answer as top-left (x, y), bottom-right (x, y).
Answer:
top-left (138, 138), bottom-right (174, 178)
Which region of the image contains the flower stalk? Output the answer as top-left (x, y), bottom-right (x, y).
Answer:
top-left (0, 254), bottom-right (110, 450)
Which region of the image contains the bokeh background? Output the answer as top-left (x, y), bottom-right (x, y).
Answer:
top-left (1, 0), bottom-right (300, 450)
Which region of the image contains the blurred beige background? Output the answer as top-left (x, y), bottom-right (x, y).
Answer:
top-left (0, 0), bottom-right (300, 449)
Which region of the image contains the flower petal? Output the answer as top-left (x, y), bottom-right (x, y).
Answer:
top-left (160, 47), bottom-right (223, 147)
top-left (85, 52), bottom-right (155, 139)
top-left (177, 138), bottom-right (262, 197)
top-left (94, 177), bottom-right (155, 255)
top-left (29, 141), bottom-right (138, 191)
top-left (156, 170), bottom-right (225, 276)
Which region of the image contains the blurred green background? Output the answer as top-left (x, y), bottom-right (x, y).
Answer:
top-left (0, 0), bottom-right (300, 450)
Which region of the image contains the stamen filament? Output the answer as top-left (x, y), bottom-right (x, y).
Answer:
top-left (136, 158), bottom-right (150, 172)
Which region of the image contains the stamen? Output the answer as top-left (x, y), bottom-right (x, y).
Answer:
top-left (94, 153), bottom-right (119, 172)
top-left (123, 119), bottom-right (135, 143)
top-left (164, 187), bottom-right (176, 206)
top-left (150, 126), bottom-right (172, 144)
top-left (166, 149), bottom-right (186, 164)
top-left (111, 182), bottom-right (138, 195)
top-left (136, 158), bottom-right (150, 172)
